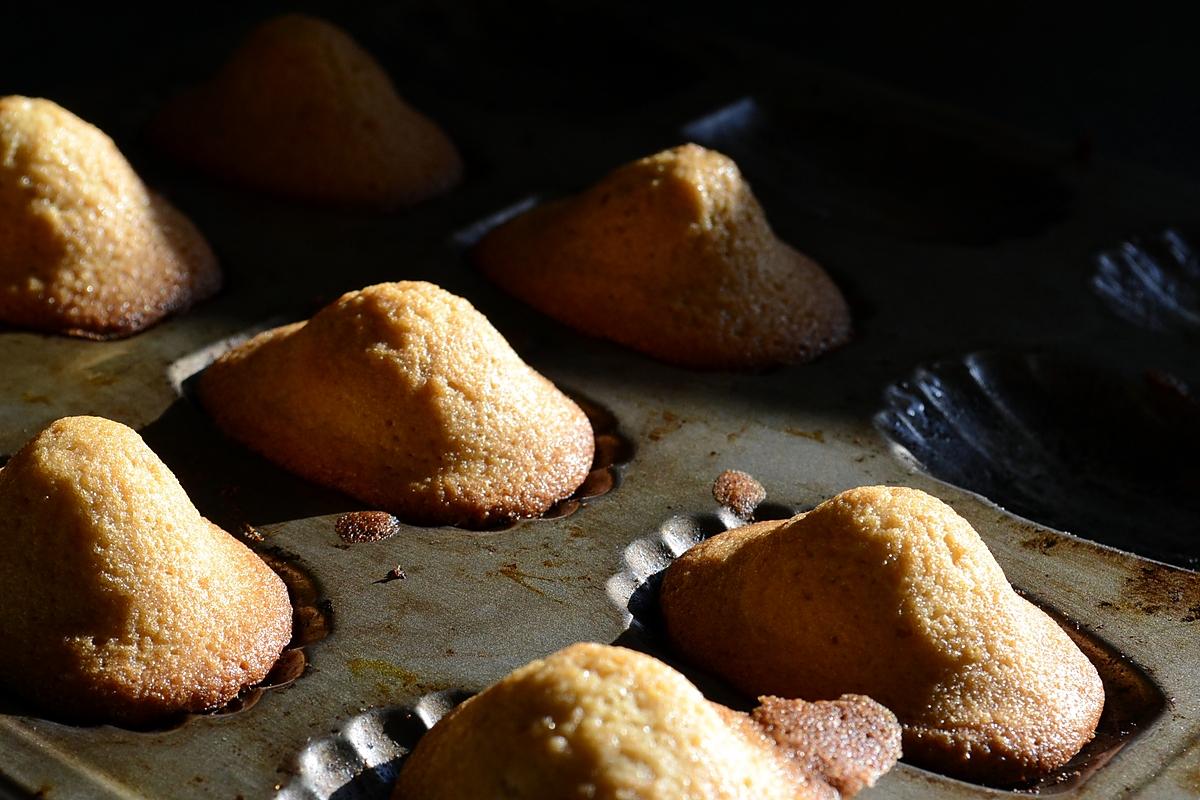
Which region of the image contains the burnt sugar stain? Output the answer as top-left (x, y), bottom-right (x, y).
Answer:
top-left (1021, 533), bottom-right (1061, 555)
top-left (784, 427), bottom-right (825, 443)
top-left (1005, 596), bottom-right (1166, 794)
top-left (532, 393), bottom-right (633, 525)
top-left (647, 410), bottom-right (685, 442)
top-left (345, 659), bottom-right (450, 695)
top-left (494, 563), bottom-right (547, 597)
top-left (204, 548), bottom-right (332, 719)
top-left (1123, 562), bottom-right (1200, 621)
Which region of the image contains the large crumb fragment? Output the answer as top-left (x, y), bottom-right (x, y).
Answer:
top-left (751, 694), bottom-right (902, 797)
top-left (713, 469), bottom-right (767, 520)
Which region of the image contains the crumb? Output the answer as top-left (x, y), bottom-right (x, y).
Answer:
top-left (375, 565), bottom-right (407, 584)
top-left (335, 511), bottom-right (400, 543)
top-left (239, 523), bottom-right (264, 543)
top-left (713, 469), bottom-right (766, 520)
top-left (751, 694), bottom-right (901, 797)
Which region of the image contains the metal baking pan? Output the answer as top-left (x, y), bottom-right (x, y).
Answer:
top-left (1, 9), bottom-right (1198, 799)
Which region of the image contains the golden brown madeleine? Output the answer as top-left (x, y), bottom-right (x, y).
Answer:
top-left (0, 417), bottom-right (291, 725)
top-left (660, 485), bottom-right (1105, 784)
top-left (475, 144), bottom-right (851, 369)
top-left (198, 281), bottom-right (594, 527)
top-left (0, 97), bottom-right (220, 338)
top-left (393, 643), bottom-right (900, 799)
top-left (154, 14), bottom-right (462, 209)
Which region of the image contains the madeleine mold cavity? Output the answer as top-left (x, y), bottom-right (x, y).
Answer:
top-left (277, 690), bottom-right (471, 800)
top-left (606, 503), bottom-right (798, 635)
top-left (683, 97), bottom-right (1071, 244)
top-left (876, 351), bottom-right (1200, 569)
top-left (1092, 228), bottom-right (1200, 333)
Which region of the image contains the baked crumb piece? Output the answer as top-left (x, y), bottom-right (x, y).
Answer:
top-left (751, 694), bottom-right (902, 797)
top-left (335, 511), bottom-right (401, 543)
top-left (713, 469), bottom-right (767, 520)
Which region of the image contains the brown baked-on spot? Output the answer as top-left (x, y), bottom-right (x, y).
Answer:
top-left (335, 511), bottom-right (401, 543)
top-left (713, 469), bottom-right (766, 520)
top-left (751, 695), bottom-right (902, 797)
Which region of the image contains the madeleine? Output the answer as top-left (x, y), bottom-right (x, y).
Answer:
top-left (198, 281), bottom-right (594, 527)
top-left (0, 417), bottom-right (290, 724)
top-left (0, 97), bottom-right (219, 337)
top-left (154, 14), bottom-right (461, 209)
top-left (394, 643), bottom-right (900, 799)
top-left (661, 485), bottom-right (1105, 783)
top-left (476, 144), bottom-right (850, 368)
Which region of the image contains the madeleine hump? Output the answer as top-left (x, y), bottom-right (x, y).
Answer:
top-left (0, 416), bottom-right (291, 725)
top-left (475, 144), bottom-right (851, 369)
top-left (660, 485), bottom-right (1105, 784)
top-left (393, 642), bottom-right (899, 799)
top-left (0, 97), bottom-right (219, 338)
top-left (198, 281), bottom-right (594, 528)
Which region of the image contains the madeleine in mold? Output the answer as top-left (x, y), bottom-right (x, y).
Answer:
top-left (197, 281), bottom-right (594, 527)
top-left (0, 97), bottom-right (220, 338)
top-left (154, 14), bottom-right (462, 209)
top-left (393, 642), bottom-right (900, 800)
top-left (474, 144), bottom-right (851, 369)
top-left (660, 485), bottom-right (1105, 784)
top-left (0, 416), bottom-right (291, 725)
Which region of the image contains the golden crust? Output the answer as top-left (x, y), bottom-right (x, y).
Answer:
top-left (475, 144), bottom-right (851, 369)
top-left (0, 416), bottom-right (291, 725)
top-left (198, 281), bottom-right (594, 527)
top-left (0, 97), bottom-right (220, 338)
top-left (154, 14), bottom-right (462, 210)
top-left (660, 485), bottom-right (1105, 784)
top-left (393, 643), bottom-right (899, 799)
